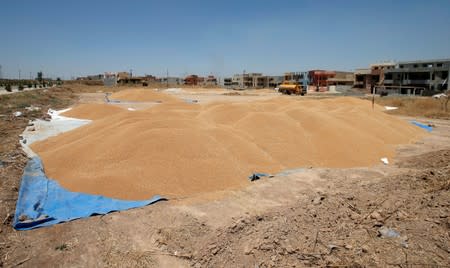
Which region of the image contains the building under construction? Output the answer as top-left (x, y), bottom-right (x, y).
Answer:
top-left (355, 59), bottom-right (450, 95)
top-left (383, 59), bottom-right (449, 95)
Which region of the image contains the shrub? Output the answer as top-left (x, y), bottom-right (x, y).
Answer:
top-left (5, 84), bottom-right (12, 92)
top-left (18, 84), bottom-right (24, 91)
top-left (27, 82), bottom-right (33, 88)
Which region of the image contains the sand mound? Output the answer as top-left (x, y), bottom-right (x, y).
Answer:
top-left (111, 89), bottom-right (179, 103)
top-left (31, 97), bottom-right (426, 200)
top-left (62, 103), bottom-right (126, 120)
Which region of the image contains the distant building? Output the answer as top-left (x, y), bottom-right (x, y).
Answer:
top-left (308, 70), bottom-right (336, 91)
top-left (383, 59), bottom-right (450, 95)
top-left (268, 76), bottom-right (284, 87)
top-left (184, 75), bottom-right (200, 86)
top-left (354, 68), bottom-right (372, 91)
top-left (160, 77), bottom-right (183, 85)
top-left (204, 75), bottom-right (218, 86)
top-left (115, 72), bottom-right (131, 84)
top-left (355, 59), bottom-right (450, 95)
top-left (103, 72), bottom-right (158, 86)
top-left (353, 62), bottom-right (395, 92)
top-left (223, 77), bottom-right (234, 87)
top-left (142, 75), bottom-right (158, 82)
top-left (77, 74), bottom-right (104, 81)
top-left (232, 74), bottom-right (252, 88)
top-left (104, 72), bottom-right (117, 87)
top-left (327, 71), bottom-right (354, 86)
top-left (232, 73), bottom-right (266, 88)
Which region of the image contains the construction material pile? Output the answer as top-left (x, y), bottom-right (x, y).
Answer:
top-left (31, 90), bottom-right (425, 200)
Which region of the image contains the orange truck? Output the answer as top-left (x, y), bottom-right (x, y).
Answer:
top-left (278, 81), bottom-right (306, 96)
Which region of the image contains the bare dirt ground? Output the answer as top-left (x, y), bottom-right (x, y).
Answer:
top-left (1, 86), bottom-right (449, 267)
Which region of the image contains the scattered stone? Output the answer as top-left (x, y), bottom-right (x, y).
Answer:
top-left (373, 222), bottom-right (384, 227)
top-left (312, 196), bottom-right (325, 205)
top-left (211, 247), bottom-right (219, 255)
top-left (18, 214), bottom-right (29, 222)
top-left (284, 245), bottom-right (296, 254)
top-left (328, 244), bottom-right (339, 253)
top-left (370, 211), bottom-right (383, 222)
top-left (361, 245), bottom-right (369, 253)
top-left (244, 245), bottom-right (253, 255)
top-left (259, 243), bottom-right (274, 251)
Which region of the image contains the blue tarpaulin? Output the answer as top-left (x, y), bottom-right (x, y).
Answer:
top-left (410, 121), bottom-right (433, 132)
top-left (13, 157), bottom-right (165, 230)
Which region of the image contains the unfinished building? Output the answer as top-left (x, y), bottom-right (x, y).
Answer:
top-left (232, 73), bottom-right (263, 88)
top-left (382, 59), bottom-right (450, 95)
top-left (354, 68), bottom-right (372, 91)
top-left (353, 62), bottom-right (395, 92)
top-left (268, 75), bottom-right (284, 87)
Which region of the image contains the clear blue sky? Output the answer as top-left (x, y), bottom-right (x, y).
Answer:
top-left (1, 0), bottom-right (449, 79)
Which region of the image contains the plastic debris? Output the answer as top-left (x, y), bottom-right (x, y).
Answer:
top-left (13, 157), bottom-right (165, 230)
top-left (13, 111), bottom-right (22, 117)
top-left (25, 106), bottom-right (41, 112)
top-left (127, 108), bottom-right (136, 111)
top-left (378, 227), bottom-right (400, 238)
top-left (410, 121), bottom-right (433, 132)
top-left (380, 157), bottom-right (389, 165)
top-left (384, 106), bottom-right (398, 111)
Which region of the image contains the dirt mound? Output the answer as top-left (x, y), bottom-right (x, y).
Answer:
top-left (31, 97), bottom-right (426, 200)
top-left (62, 103), bottom-right (126, 120)
top-left (110, 89), bottom-right (179, 103)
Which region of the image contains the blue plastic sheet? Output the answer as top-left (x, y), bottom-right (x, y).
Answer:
top-left (410, 121), bottom-right (433, 132)
top-left (13, 157), bottom-right (165, 230)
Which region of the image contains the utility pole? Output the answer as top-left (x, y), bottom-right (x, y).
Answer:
top-left (0, 64), bottom-right (2, 79)
top-left (19, 69), bottom-right (21, 80)
top-left (166, 69), bottom-right (169, 88)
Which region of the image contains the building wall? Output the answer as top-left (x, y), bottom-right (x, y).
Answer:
top-left (268, 76), bottom-right (284, 87)
top-left (384, 59), bottom-right (450, 94)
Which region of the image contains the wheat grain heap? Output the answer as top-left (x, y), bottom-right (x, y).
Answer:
top-left (31, 89), bottom-right (426, 200)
